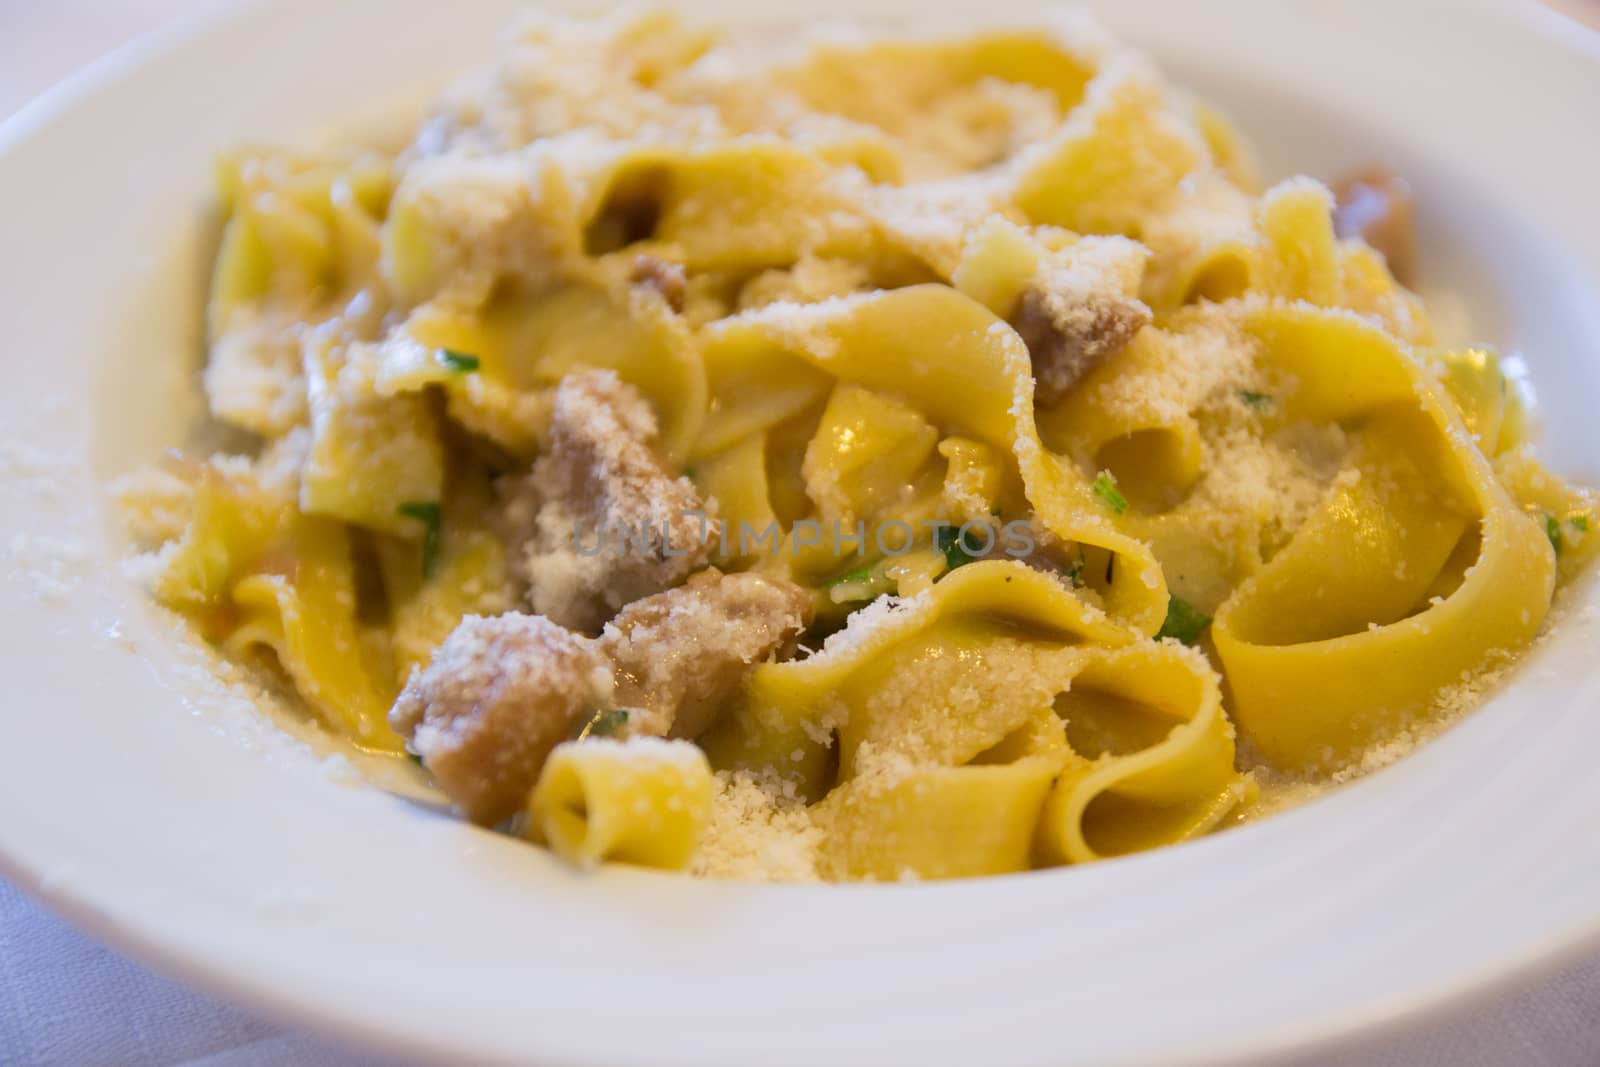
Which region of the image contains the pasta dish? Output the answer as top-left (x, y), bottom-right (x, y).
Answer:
top-left (118, 10), bottom-right (1597, 881)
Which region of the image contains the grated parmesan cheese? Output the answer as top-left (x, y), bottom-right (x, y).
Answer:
top-left (691, 769), bottom-right (822, 882)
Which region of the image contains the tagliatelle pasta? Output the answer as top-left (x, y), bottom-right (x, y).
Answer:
top-left (528, 737), bottom-right (714, 869)
top-left (118, 9), bottom-right (1596, 881)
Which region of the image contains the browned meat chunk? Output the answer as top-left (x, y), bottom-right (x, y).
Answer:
top-left (1332, 167), bottom-right (1416, 286)
top-left (390, 613), bottom-right (610, 825)
top-left (597, 569), bottom-right (812, 740)
top-left (503, 369), bottom-right (712, 633)
top-left (388, 570), bottom-right (807, 819)
top-left (1011, 288), bottom-right (1150, 407)
top-left (629, 254), bottom-right (687, 313)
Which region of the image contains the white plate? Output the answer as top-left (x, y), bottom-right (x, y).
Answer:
top-left (1, 1), bottom-right (1599, 1064)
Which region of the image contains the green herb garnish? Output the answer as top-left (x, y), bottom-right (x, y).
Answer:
top-left (824, 562), bottom-right (894, 604)
top-left (1091, 471), bottom-right (1128, 515)
top-left (1065, 558), bottom-right (1085, 587)
top-left (435, 348), bottom-right (480, 373)
top-left (1239, 390), bottom-right (1273, 410)
top-left (397, 501), bottom-right (443, 578)
top-left (1156, 595), bottom-right (1213, 645)
top-left (834, 564), bottom-right (873, 583)
top-left (824, 564), bottom-right (876, 588)
top-left (681, 465), bottom-right (698, 480)
top-left (1572, 515), bottom-right (1590, 533)
top-left (1544, 513), bottom-right (1564, 557)
top-left (577, 708), bottom-right (630, 740)
top-left (936, 525), bottom-right (984, 571)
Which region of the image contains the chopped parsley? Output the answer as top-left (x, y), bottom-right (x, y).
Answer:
top-left (825, 563), bottom-right (902, 604)
top-left (1156, 595), bottom-right (1212, 645)
top-left (936, 524), bottom-right (984, 571)
top-left (825, 562), bottom-right (894, 604)
top-left (681, 465), bottom-right (698, 480)
top-left (576, 708), bottom-right (630, 740)
top-left (1239, 390), bottom-right (1273, 410)
top-left (824, 563), bottom-right (876, 589)
top-left (1544, 512), bottom-right (1564, 557)
top-left (1573, 515), bottom-right (1590, 534)
top-left (1091, 470), bottom-right (1128, 515)
top-left (397, 501), bottom-right (443, 578)
top-left (1065, 557), bottom-right (1085, 587)
top-left (434, 348), bottom-right (480, 373)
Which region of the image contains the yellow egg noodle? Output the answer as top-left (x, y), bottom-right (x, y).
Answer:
top-left (119, 10), bottom-right (1596, 881)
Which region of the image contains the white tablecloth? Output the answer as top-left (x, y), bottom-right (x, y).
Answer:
top-left (4, 2), bottom-right (1600, 1064)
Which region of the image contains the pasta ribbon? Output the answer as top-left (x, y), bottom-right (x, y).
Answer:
top-left (301, 337), bottom-right (444, 534)
top-left (1138, 173), bottom-right (1257, 310)
top-left (694, 337), bottom-right (833, 461)
top-left (773, 26), bottom-right (1097, 152)
top-left (380, 151), bottom-right (581, 308)
top-left (700, 285), bottom-right (1172, 632)
top-left (1212, 305), bottom-right (1556, 770)
top-left (1254, 179), bottom-right (1342, 307)
top-left (1036, 641), bottom-right (1247, 863)
top-left (802, 384), bottom-right (940, 525)
top-left (381, 280), bottom-right (706, 462)
top-left (210, 147), bottom-right (390, 319)
top-left (377, 477), bottom-right (516, 686)
top-left (153, 464), bottom-right (402, 750)
top-left (1014, 57), bottom-right (1205, 237)
top-left (710, 561), bottom-right (1246, 878)
top-left (815, 756), bottom-right (1061, 880)
top-left (702, 560), bottom-right (1124, 800)
top-left (1036, 324), bottom-right (1212, 505)
top-left (588, 142), bottom-right (879, 272)
top-left (528, 739), bottom-right (714, 870)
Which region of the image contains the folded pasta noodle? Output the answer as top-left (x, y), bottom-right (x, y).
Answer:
top-left (528, 738), bottom-right (714, 871)
top-left (1036, 642), bottom-right (1246, 863)
top-left (118, 9), bottom-right (1595, 882)
top-left (152, 452), bottom-right (403, 750)
top-left (1211, 306), bottom-right (1558, 770)
top-left (816, 755), bottom-right (1061, 881)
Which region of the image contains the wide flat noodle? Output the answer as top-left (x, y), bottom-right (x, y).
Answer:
top-left (700, 285), bottom-right (1172, 631)
top-left (1212, 304), bottom-right (1556, 770)
top-left (152, 462), bottom-right (402, 750)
